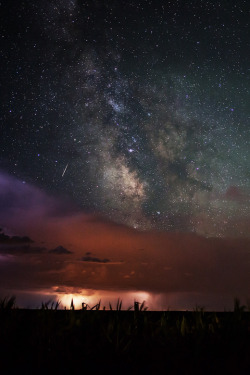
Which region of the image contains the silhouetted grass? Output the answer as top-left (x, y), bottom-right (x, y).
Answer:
top-left (0, 297), bottom-right (250, 374)
top-left (0, 295), bottom-right (16, 310)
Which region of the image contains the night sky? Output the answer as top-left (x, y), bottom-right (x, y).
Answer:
top-left (0, 1), bottom-right (250, 309)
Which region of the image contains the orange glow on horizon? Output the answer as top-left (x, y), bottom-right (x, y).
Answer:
top-left (51, 287), bottom-right (151, 310)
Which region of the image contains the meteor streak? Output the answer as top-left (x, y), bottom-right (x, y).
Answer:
top-left (62, 163), bottom-right (68, 177)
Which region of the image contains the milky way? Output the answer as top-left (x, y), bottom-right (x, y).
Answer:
top-left (1, 0), bottom-right (249, 236)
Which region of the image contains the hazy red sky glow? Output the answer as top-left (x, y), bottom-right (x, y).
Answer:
top-left (1, 172), bottom-right (250, 310)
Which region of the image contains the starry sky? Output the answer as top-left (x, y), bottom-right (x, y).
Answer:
top-left (1, 0), bottom-right (250, 235)
top-left (0, 1), bottom-right (250, 309)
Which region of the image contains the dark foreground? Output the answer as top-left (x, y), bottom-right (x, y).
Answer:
top-left (1, 308), bottom-right (250, 375)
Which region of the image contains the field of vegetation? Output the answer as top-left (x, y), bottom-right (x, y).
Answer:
top-left (1, 297), bottom-right (250, 374)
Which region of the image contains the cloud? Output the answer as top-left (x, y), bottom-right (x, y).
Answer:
top-left (49, 246), bottom-right (73, 254)
top-left (80, 255), bottom-right (110, 263)
top-left (0, 244), bottom-right (46, 255)
top-left (0, 171), bottom-right (78, 232)
top-left (0, 230), bottom-right (33, 245)
top-left (0, 172), bottom-right (250, 310)
top-left (0, 228), bottom-right (46, 255)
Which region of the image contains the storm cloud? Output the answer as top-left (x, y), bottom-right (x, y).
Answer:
top-left (0, 172), bottom-right (250, 310)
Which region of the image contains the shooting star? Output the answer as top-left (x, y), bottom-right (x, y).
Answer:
top-left (62, 163), bottom-right (69, 177)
